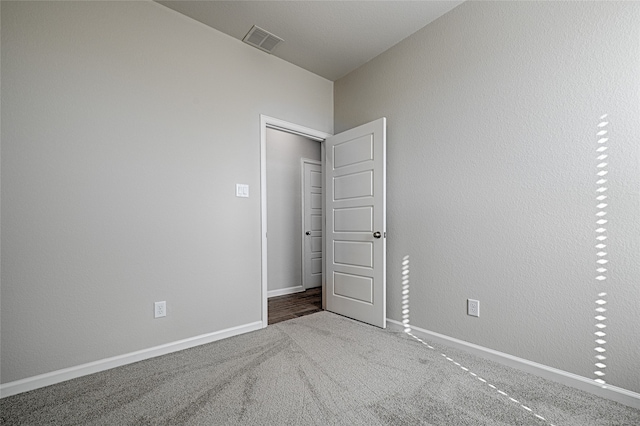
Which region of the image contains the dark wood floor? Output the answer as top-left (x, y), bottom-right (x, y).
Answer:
top-left (268, 287), bottom-right (322, 325)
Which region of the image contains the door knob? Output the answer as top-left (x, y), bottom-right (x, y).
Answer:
top-left (373, 231), bottom-right (382, 239)
top-left (305, 231), bottom-right (311, 235)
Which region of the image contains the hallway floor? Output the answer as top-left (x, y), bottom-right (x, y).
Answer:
top-left (268, 287), bottom-right (322, 325)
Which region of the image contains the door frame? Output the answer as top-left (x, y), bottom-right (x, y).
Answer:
top-left (260, 115), bottom-right (331, 327)
top-left (300, 158), bottom-right (322, 290)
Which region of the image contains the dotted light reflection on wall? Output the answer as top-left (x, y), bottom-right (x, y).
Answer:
top-left (593, 114), bottom-right (610, 386)
top-left (401, 255), bottom-right (411, 333)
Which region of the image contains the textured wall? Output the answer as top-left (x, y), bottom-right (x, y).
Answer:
top-left (335, 1), bottom-right (640, 393)
top-left (266, 129), bottom-right (321, 292)
top-left (1, 1), bottom-right (332, 383)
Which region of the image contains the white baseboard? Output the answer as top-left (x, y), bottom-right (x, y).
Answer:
top-left (387, 319), bottom-right (640, 410)
top-left (0, 320), bottom-right (263, 399)
top-left (268, 286), bottom-right (304, 298)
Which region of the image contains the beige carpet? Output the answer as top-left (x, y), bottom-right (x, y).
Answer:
top-left (1, 312), bottom-right (639, 425)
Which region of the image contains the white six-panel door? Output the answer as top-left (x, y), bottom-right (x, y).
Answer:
top-left (302, 160), bottom-right (323, 289)
top-left (325, 118), bottom-right (386, 328)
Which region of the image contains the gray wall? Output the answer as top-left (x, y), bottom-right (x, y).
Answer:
top-left (266, 129), bottom-right (320, 292)
top-left (1, 1), bottom-right (332, 383)
top-left (335, 1), bottom-right (640, 393)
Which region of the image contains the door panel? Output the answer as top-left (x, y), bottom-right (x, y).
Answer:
top-left (310, 193), bottom-right (322, 209)
top-left (310, 170), bottom-right (322, 188)
top-left (311, 258), bottom-right (322, 274)
top-left (325, 118), bottom-right (386, 328)
top-left (334, 207), bottom-right (373, 232)
top-left (333, 135), bottom-right (373, 168)
top-left (311, 236), bottom-right (322, 252)
top-left (334, 172), bottom-right (373, 200)
top-left (334, 272), bottom-right (373, 303)
top-left (334, 241), bottom-right (373, 268)
top-left (311, 215), bottom-right (322, 231)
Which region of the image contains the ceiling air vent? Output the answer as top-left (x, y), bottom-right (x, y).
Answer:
top-left (243, 25), bottom-right (283, 54)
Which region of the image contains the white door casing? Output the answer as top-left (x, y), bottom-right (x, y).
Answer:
top-left (325, 118), bottom-right (386, 328)
top-left (302, 160), bottom-right (323, 289)
top-left (260, 115), bottom-right (331, 328)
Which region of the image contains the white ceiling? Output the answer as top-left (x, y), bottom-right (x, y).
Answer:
top-left (157, 1), bottom-right (464, 81)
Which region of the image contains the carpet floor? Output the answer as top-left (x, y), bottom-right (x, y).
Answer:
top-left (1, 312), bottom-right (639, 425)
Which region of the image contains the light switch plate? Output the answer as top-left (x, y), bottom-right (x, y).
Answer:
top-left (236, 184), bottom-right (249, 198)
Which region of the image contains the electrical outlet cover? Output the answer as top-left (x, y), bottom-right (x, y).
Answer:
top-left (468, 299), bottom-right (480, 317)
top-left (154, 301), bottom-right (166, 318)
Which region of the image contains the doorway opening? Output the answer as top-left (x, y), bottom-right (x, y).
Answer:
top-left (261, 115), bottom-right (387, 329)
top-left (260, 115), bottom-right (331, 327)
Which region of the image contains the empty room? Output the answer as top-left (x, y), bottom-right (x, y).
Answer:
top-left (1, 1), bottom-right (639, 424)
